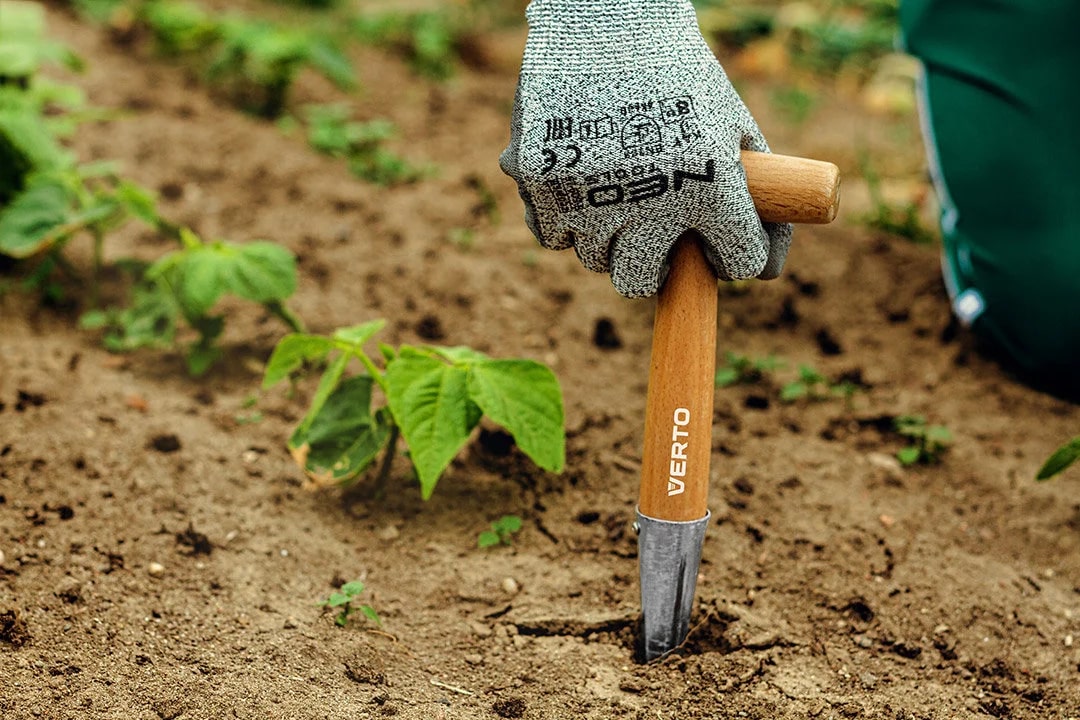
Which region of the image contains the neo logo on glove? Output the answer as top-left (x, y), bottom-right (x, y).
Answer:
top-left (586, 160), bottom-right (715, 209)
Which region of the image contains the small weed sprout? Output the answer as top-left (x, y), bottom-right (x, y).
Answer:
top-left (715, 352), bottom-right (784, 387)
top-left (478, 515), bottom-right (522, 549)
top-left (320, 580), bottom-right (380, 628)
top-left (780, 364), bottom-right (861, 403)
top-left (894, 415), bottom-right (952, 466)
top-left (304, 104), bottom-right (428, 186)
top-left (1035, 436), bottom-right (1080, 481)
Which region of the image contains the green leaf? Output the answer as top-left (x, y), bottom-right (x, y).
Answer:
top-left (114, 181), bottom-right (160, 226)
top-left (358, 605), bottom-right (381, 625)
top-left (0, 178), bottom-right (73, 257)
top-left (324, 592), bottom-right (350, 608)
top-left (430, 345), bottom-right (488, 365)
top-left (306, 40), bottom-right (357, 89)
top-left (340, 580), bottom-right (366, 597)
top-left (1036, 437), bottom-right (1080, 481)
top-left (386, 349), bottom-right (481, 499)
top-left (185, 343), bottom-right (223, 377)
top-left (896, 446), bottom-right (921, 466)
top-left (780, 382), bottom-right (808, 403)
top-left (477, 530), bottom-right (500, 549)
top-left (263, 333), bottom-right (335, 388)
top-left (925, 425), bottom-right (953, 446)
top-left (467, 359), bottom-right (565, 474)
top-left (289, 376), bottom-right (390, 484)
top-left (226, 241), bottom-right (297, 303)
top-left (495, 515), bottom-right (523, 533)
top-left (714, 367), bottom-right (739, 387)
top-left (302, 352), bottom-right (350, 432)
top-left (79, 310), bottom-right (109, 330)
top-left (332, 320), bottom-right (386, 349)
top-left (0, 108), bottom-right (70, 173)
top-left (173, 246), bottom-right (226, 318)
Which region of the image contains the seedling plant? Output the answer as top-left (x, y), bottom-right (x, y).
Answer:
top-left (714, 351), bottom-right (784, 387)
top-left (780, 364), bottom-right (861, 403)
top-left (263, 320), bottom-right (565, 499)
top-left (2, 5), bottom-right (303, 374)
top-left (478, 515), bottom-right (523, 549)
top-left (303, 104), bottom-right (427, 185)
top-left (320, 580), bottom-right (379, 627)
top-left (81, 228), bottom-right (303, 375)
top-left (894, 415), bottom-right (952, 466)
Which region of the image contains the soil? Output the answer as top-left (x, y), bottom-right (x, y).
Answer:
top-left (2, 5), bottom-right (1079, 720)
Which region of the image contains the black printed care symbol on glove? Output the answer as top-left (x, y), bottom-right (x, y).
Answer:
top-left (660, 96), bottom-right (696, 124)
top-left (541, 145), bottom-right (581, 174)
top-left (621, 115), bottom-right (663, 159)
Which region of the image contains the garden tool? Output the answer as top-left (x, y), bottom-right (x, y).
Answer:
top-left (637, 150), bottom-right (840, 661)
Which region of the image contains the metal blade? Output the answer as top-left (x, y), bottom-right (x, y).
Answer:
top-left (635, 509), bottom-right (710, 662)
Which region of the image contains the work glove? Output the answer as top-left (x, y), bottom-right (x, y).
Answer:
top-left (500, 0), bottom-right (792, 298)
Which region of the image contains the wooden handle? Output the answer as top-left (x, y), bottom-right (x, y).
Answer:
top-left (638, 152), bottom-right (840, 522)
top-left (741, 151), bottom-right (840, 225)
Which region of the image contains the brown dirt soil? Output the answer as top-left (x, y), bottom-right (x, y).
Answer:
top-left (2, 5), bottom-right (1079, 720)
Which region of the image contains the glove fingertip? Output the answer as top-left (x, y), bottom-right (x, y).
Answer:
top-left (757, 222), bottom-right (793, 280)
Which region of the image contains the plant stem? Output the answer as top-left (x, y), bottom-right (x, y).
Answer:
top-left (266, 300), bottom-right (305, 333)
top-left (373, 423), bottom-right (400, 499)
top-left (90, 228), bottom-right (104, 308)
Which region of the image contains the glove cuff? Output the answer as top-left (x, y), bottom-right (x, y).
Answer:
top-left (522, 0), bottom-right (716, 73)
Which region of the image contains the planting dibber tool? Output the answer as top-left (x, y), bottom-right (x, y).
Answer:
top-left (637, 151), bottom-right (840, 661)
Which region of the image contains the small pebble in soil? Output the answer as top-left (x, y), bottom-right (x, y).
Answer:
top-left (1065, 635), bottom-right (1074, 647)
top-left (283, 617), bottom-right (298, 629)
top-left (464, 654), bottom-right (482, 665)
top-left (149, 434), bottom-right (182, 453)
top-left (377, 525), bottom-right (400, 541)
top-left (0, 549), bottom-right (5, 566)
top-left (592, 318), bottom-right (623, 349)
top-left (148, 562), bottom-right (165, 577)
top-left (492, 697), bottom-right (527, 719)
top-left (501, 577), bottom-right (520, 595)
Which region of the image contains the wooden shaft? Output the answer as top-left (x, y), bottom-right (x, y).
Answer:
top-left (639, 237), bottom-right (718, 521)
top-left (638, 152), bottom-right (840, 522)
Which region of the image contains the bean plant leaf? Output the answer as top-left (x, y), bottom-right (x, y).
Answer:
top-left (332, 319), bottom-right (385, 349)
top-left (340, 581), bottom-right (365, 597)
top-left (1036, 437), bottom-right (1080, 481)
top-left (0, 178), bottom-right (72, 257)
top-left (302, 352), bottom-right (350, 432)
top-left (467, 360), bottom-right (565, 473)
top-left (386, 348), bottom-right (481, 499)
top-left (324, 593), bottom-right (350, 608)
top-left (226, 241), bottom-right (297, 303)
top-left (477, 530), bottom-right (500, 549)
top-left (262, 334), bottom-right (335, 388)
top-left (289, 376), bottom-right (390, 484)
top-left (157, 240), bottom-right (297, 319)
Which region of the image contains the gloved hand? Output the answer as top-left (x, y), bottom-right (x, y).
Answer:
top-left (500, 0), bottom-right (792, 298)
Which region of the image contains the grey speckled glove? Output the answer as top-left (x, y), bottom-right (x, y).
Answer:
top-left (500, 0), bottom-right (792, 298)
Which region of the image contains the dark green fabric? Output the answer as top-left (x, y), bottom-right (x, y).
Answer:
top-left (901, 0), bottom-right (1080, 390)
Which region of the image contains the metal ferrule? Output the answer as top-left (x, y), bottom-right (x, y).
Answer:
top-left (635, 508), bottom-right (710, 662)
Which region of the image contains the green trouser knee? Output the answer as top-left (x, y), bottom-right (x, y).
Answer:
top-left (901, 0), bottom-right (1080, 391)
